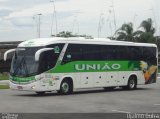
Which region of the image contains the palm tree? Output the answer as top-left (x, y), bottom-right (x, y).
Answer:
top-left (134, 18), bottom-right (156, 43)
top-left (140, 18), bottom-right (155, 34)
top-left (115, 22), bottom-right (135, 42)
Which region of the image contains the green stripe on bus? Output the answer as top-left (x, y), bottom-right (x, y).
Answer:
top-left (49, 60), bottom-right (140, 73)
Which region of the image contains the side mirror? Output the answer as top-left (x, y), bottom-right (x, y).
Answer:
top-left (35, 48), bottom-right (54, 61)
top-left (4, 49), bottom-right (16, 61)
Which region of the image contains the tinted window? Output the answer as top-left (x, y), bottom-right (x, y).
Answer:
top-left (62, 44), bottom-right (118, 64)
top-left (142, 47), bottom-right (157, 64)
top-left (62, 44), bottom-right (156, 64)
top-left (100, 45), bottom-right (117, 60)
top-left (142, 47), bottom-right (156, 60)
top-left (116, 46), bottom-right (129, 60)
top-left (62, 44), bottom-right (102, 64)
top-left (39, 44), bottom-right (64, 72)
top-left (81, 44), bottom-right (102, 60)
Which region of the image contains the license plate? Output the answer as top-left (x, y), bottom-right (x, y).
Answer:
top-left (17, 86), bottom-right (23, 90)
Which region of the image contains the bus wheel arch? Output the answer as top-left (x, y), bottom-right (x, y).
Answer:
top-left (123, 74), bottom-right (137, 90)
top-left (58, 77), bottom-right (73, 95)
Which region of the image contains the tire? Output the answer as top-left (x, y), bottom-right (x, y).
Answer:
top-left (127, 76), bottom-right (137, 90)
top-left (58, 80), bottom-right (73, 95)
top-left (36, 91), bottom-right (45, 95)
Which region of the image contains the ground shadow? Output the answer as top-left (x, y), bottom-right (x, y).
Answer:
top-left (14, 87), bottom-right (153, 97)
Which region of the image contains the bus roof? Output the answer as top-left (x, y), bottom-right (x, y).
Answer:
top-left (18, 37), bottom-right (157, 47)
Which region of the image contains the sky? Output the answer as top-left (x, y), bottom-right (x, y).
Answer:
top-left (0, 0), bottom-right (160, 41)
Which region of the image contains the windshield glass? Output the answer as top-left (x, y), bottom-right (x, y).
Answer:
top-left (10, 44), bottom-right (64, 77)
top-left (10, 47), bottom-right (42, 77)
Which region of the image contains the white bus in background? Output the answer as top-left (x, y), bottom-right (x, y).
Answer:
top-left (4, 37), bottom-right (158, 95)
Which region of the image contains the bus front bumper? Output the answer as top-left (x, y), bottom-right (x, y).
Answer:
top-left (9, 80), bottom-right (58, 92)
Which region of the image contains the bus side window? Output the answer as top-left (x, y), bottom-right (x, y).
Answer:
top-left (62, 53), bottom-right (72, 64)
top-left (143, 47), bottom-right (152, 60)
top-left (142, 47), bottom-right (157, 64)
top-left (39, 50), bottom-right (55, 72)
top-left (100, 45), bottom-right (116, 60)
top-left (81, 44), bottom-right (103, 61)
top-left (116, 46), bottom-right (126, 60)
top-left (39, 43), bottom-right (65, 72)
top-left (62, 44), bottom-right (82, 64)
top-left (134, 47), bottom-right (143, 60)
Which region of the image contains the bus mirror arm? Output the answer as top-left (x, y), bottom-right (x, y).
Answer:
top-left (4, 49), bottom-right (16, 61)
top-left (35, 48), bottom-right (54, 61)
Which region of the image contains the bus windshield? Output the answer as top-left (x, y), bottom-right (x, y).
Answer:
top-left (10, 44), bottom-right (64, 77)
top-left (10, 47), bottom-right (42, 77)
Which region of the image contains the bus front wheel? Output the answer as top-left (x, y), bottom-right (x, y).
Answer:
top-left (58, 79), bottom-right (73, 95)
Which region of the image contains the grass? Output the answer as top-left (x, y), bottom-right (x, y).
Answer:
top-left (0, 74), bottom-right (9, 80)
top-left (0, 74), bottom-right (9, 89)
top-left (0, 85), bottom-right (9, 89)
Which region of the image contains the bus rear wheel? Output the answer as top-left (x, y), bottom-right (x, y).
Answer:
top-left (58, 80), bottom-right (73, 95)
top-left (125, 76), bottom-right (137, 90)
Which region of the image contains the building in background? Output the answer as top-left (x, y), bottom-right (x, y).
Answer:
top-left (0, 41), bottom-right (21, 73)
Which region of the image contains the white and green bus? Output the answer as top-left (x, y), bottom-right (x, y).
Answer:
top-left (4, 37), bottom-right (158, 95)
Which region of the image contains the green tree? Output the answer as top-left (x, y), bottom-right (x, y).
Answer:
top-left (134, 18), bottom-right (156, 43)
top-left (115, 22), bottom-right (135, 42)
top-left (56, 31), bottom-right (74, 37)
top-left (53, 31), bottom-right (93, 38)
top-left (140, 18), bottom-right (155, 34)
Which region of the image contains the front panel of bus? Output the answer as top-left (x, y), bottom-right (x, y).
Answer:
top-left (9, 43), bottom-right (64, 91)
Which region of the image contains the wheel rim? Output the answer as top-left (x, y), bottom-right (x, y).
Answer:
top-left (62, 82), bottom-right (69, 93)
top-left (130, 80), bottom-right (135, 89)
